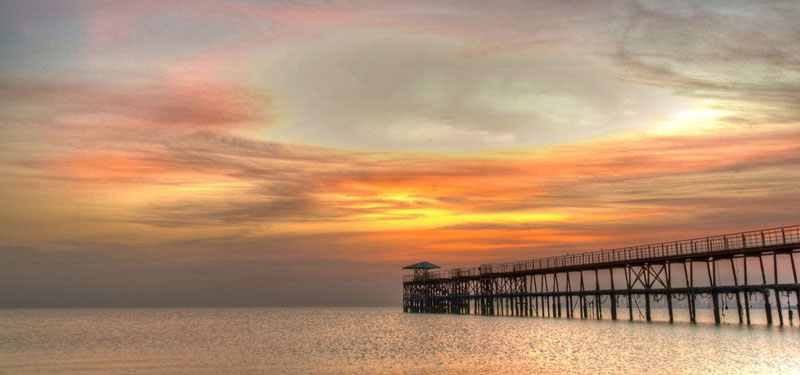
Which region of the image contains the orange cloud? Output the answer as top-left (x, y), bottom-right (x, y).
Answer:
top-left (7, 98), bottom-right (800, 265)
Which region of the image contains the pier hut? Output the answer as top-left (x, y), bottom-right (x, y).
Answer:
top-left (402, 262), bottom-right (442, 312)
top-left (402, 261), bottom-right (440, 280)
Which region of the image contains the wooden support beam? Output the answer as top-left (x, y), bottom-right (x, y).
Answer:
top-left (609, 268), bottom-right (617, 320)
top-left (555, 274), bottom-right (562, 318)
top-left (581, 271), bottom-right (588, 319)
top-left (744, 255), bottom-right (751, 324)
top-left (626, 265), bottom-right (633, 321)
top-left (791, 252), bottom-right (799, 325)
top-left (595, 269), bottom-right (602, 320)
top-left (774, 252), bottom-right (784, 325)
top-left (707, 258), bottom-right (721, 324)
top-left (730, 258), bottom-right (743, 324)
top-left (690, 260), bottom-right (696, 323)
top-left (683, 260), bottom-right (695, 323)
top-left (666, 262), bottom-right (674, 323)
top-left (566, 272), bottom-right (573, 319)
top-left (543, 274), bottom-right (550, 318)
top-left (535, 276), bottom-right (539, 317)
top-left (759, 255), bottom-right (773, 325)
top-left (645, 264), bottom-right (652, 322)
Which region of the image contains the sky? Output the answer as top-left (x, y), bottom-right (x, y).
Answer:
top-left (1, 0), bottom-right (799, 307)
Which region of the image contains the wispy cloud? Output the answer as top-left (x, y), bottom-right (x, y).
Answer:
top-left (8, 125), bottom-right (796, 262)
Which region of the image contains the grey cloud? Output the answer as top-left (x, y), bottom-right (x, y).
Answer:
top-left (379, 0), bottom-right (800, 125)
top-left (610, 0), bottom-right (800, 122)
top-left (261, 31), bottom-right (674, 151)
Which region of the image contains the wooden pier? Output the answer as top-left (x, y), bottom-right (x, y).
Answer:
top-left (403, 225), bottom-right (800, 325)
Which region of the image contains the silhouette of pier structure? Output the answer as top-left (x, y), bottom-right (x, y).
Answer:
top-left (403, 225), bottom-right (800, 325)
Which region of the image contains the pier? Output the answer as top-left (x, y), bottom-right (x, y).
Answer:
top-left (403, 225), bottom-right (800, 325)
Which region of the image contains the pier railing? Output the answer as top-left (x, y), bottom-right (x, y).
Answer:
top-left (404, 225), bottom-right (800, 282)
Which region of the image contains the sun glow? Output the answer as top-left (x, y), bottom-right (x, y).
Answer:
top-left (652, 106), bottom-right (732, 135)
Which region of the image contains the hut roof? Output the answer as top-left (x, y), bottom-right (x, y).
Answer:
top-left (402, 261), bottom-right (441, 270)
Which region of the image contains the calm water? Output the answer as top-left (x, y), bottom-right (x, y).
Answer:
top-left (1, 307), bottom-right (798, 374)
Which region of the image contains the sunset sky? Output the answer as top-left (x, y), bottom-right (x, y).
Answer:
top-left (1, 0), bottom-right (799, 307)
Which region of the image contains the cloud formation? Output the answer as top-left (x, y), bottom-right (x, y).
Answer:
top-left (0, 0), bottom-right (798, 306)
top-left (259, 31), bottom-right (683, 150)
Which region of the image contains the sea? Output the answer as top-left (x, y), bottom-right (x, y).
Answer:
top-left (1, 307), bottom-right (798, 374)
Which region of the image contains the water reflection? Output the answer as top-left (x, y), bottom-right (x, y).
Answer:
top-left (0, 308), bottom-right (797, 374)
